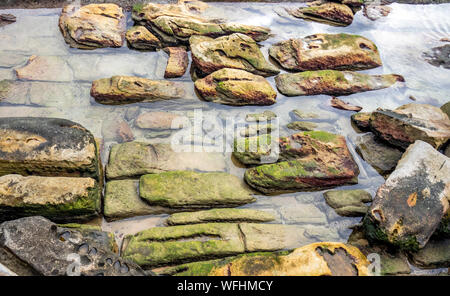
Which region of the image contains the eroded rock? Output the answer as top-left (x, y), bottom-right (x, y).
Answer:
top-left (190, 34), bottom-right (280, 77)
top-left (286, 2), bottom-right (354, 26)
top-left (90, 76), bottom-right (186, 105)
top-left (126, 26), bottom-right (161, 50)
top-left (59, 4), bottom-right (126, 49)
top-left (323, 189), bottom-right (372, 217)
top-left (364, 140), bottom-right (450, 251)
top-left (194, 68), bottom-right (277, 106)
top-left (163, 47), bottom-right (189, 78)
top-left (269, 34), bottom-right (382, 71)
top-left (166, 208), bottom-right (275, 225)
top-left (351, 112), bottom-right (372, 131)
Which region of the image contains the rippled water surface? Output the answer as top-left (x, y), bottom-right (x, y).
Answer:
top-left (0, 3), bottom-right (449, 274)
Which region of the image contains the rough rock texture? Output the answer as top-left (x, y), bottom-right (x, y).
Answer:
top-left (323, 189), bottom-right (372, 217)
top-left (364, 141), bottom-right (450, 251)
top-left (163, 47), bottom-right (189, 78)
top-left (104, 180), bottom-right (172, 220)
top-left (441, 101), bottom-right (450, 118)
top-left (132, 2), bottom-right (270, 45)
top-left (275, 70), bottom-right (404, 96)
top-left (15, 55), bottom-right (73, 82)
top-left (269, 34), bottom-right (382, 71)
top-left (0, 14), bottom-right (16, 27)
top-left (166, 208), bottom-right (275, 225)
top-left (160, 242), bottom-right (370, 276)
top-left (123, 223), bottom-right (315, 268)
top-left (0, 117), bottom-right (99, 179)
top-left (135, 111), bottom-right (185, 130)
top-left (91, 76), bottom-right (186, 105)
top-left (0, 216), bottom-right (146, 276)
top-left (287, 121), bottom-right (318, 131)
top-left (190, 34), bottom-right (280, 77)
top-left (423, 44), bottom-right (450, 69)
top-left (59, 4), bottom-right (126, 49)
top-left (139, 171), bottom-right (255, 209)
top-left (287, 2), bottom-right (354, 26)
top-left (351, 112), bottom-right (372, 131)
top-left (408, 238), bottom-right (450, 269)
top-left (0, 175), bottom-right (100, 223)
top-left (241, 131), bottom-right (360, 193)
top-left (194, 68), bottom-right (277, 106)
top-left (369, 103), bottom-right (450, 150)
top-left (233, 134), bottom-right (273, 165)
top-left (106, 141), bottom-right (226, 180)
top-left (330, 97), bottom-right (362, 111)
top-left (355, 133), bottom-right (403, 177)
top-left (245, 111), bottom-right (277, 122)
top-left (126, 26), bottom-right (161, 50)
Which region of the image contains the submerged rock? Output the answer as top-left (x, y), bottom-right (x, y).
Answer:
top-left (351, 112), bottom-right (372, 131)
top-left (160, 242), bottom-right (370, 276)
top-left (269, 34), bottom-right (382, 71)
top-left (0, 14), bottom-right (16, 27)
top-left (90, 76), bottom-right (186, 105)
top-left (132, 2), bottom-right (270, 45)
top-left (364, 141), bottom-right (450, 251)
top-left (0, 117), bottom-right (99, 179)
top-left (423, 44), bottom-right (450, 69)
top-left (242, 131), bottom-right (359, 194)
top-left (139, 171), bottom-right (255, 209)
top-left (369, 103), bottom-right (450, 150)
top-left (323, 189), bottom-right (372, 217)
top-left (126, 26), bottom-right (161, 50)
top-left (163, 47), bottom-right (189, 78)
top-left (355, 133), bottom-right (403, 177)
top-left (166, 208), bottom-right (275, 225)
top-left (15, 55), bottom-right (73, 82)
top-left (408, 238), bottom-right (450, 269)
top-left (106, 141), bottom-right (226, 180)
top-left (286, 121), bottom-right (318, 131)
top-left (59, 4), bottom-right (126, 50)
top-left (240, 124), bottom-right (273, 137)
top-left (275, 70), bottom-right (404, 96)
top-left (104, 180), bottom-right (172, 220)
top-left (286, 2), bottom-right (354, 26)
top-left (0, 216), bottom-right (145, 276)
top-left (330, 97), bottom-right (362, 111)
top-left (135, 111), bottom-right (185, 130)
top-left (245, 110), bottom-right (277, 122)
top-left (0, 175), bottom-right (100, 223)
top-left (194, 68), bottom-right (277, 106)
top-left (190, 34), bottom-right (280, 77)
top-left (363, 4), bottom-right (392, 21)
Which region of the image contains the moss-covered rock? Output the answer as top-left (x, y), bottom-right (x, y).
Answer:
top-left (286, 121), bottom-right (318, 131)
top-left (275, 70), bottom-right (404, 96)
top-left (0, 117), bottom-right (99, 179)
top-left (323, 189), bottom-right (372, 217)
top-left (270, 34), bottom-right (381, 71)
top-left (139, 171), bottom-right (255, 208)
top-left (365, 141), bottom-right (450, 251)
top-left (194, 68), bottom-right (277, 106)
top-left (287, 3), bottom-right (354, 26)
top-left (106, 141), bottom-right (226, 180)
top-left (233, 134), bottom-right (273, 165)
top-left (59, 4), bottom-right (126, 49)
top-left (90, 76), bottom-right (186, 105)
top-left (408, 238), bottom-right (450, 269)
top-left (166, 208), bottom-right (275, 225)
top-left (242, 131), bottom-right (359, 194)
top-left (369, 103), bottom-right (450, 150)
top-left (126, 26), bottom-right (161, 50)
top-left (190, 34), bottom-right (280, 77)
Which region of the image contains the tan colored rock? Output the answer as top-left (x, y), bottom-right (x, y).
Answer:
top-left (126, 26), bottom-right (161, 50)
top-left (287, 2), bottom-right (354, 26)
top-left (194, 68), bottom-right (277, 106)
top-left (163, 47), bottom-right (189, 78)
top-left (15, 56), bottom-right (73, 82)
top-left (135, 111), bottom-right (185, 130)
top-left (166, 208), bottom-right (275, 225)
top-left (59, 4), bottom-right (126, 49)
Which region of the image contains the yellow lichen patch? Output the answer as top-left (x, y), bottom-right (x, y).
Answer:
top-left (407, 192), bottom-right (417, 207)
top-left (0, 130), bottom-right (47, 153)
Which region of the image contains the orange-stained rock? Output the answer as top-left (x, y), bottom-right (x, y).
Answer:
top-left (163, 47), bottom-right (189, 78)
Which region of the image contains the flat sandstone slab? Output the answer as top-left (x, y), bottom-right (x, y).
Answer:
top-left (166, 208), bottom-right (275, 225)
top-left (164, 47), bottom-right (189, 78)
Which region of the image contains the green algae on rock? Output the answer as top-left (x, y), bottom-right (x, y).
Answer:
top-left (286, 2), bottom-right (354, 27)
top-left (158, 242), bottom-right (370, 276)
top-left (90, 76), bottom-right (187, 105)
top-left (59, 4), bottom-right (126, 50)
top-left (190, 34), bottom-right (280, 77)
top-left (139, 171), bottom-right (255, 209)
top-left (408, 238), bottom-right (450, 269)
top-left (286, 121), bottom-right (318, 131)
top-left (166, 208), bottom-right (275, 225)
top-left (233, 134), bottom-right (273, 165)
top-left (104, 180), bottom-right (173, 220)
top-left (0, 175), bottom-right (100, 223)
top-left (131, 2), bottom-right (270, 46)
top-left (364, 140), bottom-right (450, 251)
top-left (243, 131), bottom-right (359, 193)
top-left (275, 70), bottom-right (404, 96)
top-left (269, 34), bottom-right (382, 71)
top-left (126, 26), bottom-right (161, 50)
top-left (194, 68), bottom-right (277, 106)
top-left (323, 189), bottom-right (372, 217)
top-left (106, 141), bottom-right (226, 180)
top-left (369, 103), bottom-right (450, 150)
top-left (0, 117), bottom-right (99, 179)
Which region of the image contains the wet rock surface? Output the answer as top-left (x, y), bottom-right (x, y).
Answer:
top-left (424, 44), bottom-right (450, 69)
top-left (0, 216), bottom-right (146, 276)
top-left (190, 34), bottom-right (280, 77)
top-left (269, 34), bottom-right (382, 71)
top-left (286, 2), bottom-right (354, 26)
top-left (0, 14), bottom-right (16, 27)
top-left (351, 112), bottom-right (372, 131)
top-left (194, 68), bottom-right (277, 106)
top-left (91, 76), bottom-right (187, 105)
top-left (163, 47), bottom-right (189, 78)
top-left (286, 121), bottom-right (318, 131)
top-left (323, 189), bottom-right (372, 217)
top-left (59, 4), bottom-right (126, 49)
top-left (139, 171), bottom-right (255, 209)
top-left (363, 4), bottom-right (392, 21)
top-left (369, 103), bottom-right (450, 150)
top-left (135, 111), bottom-right (185, 130)
top-left (246, 111), bottom-right (277, 122)
top-left (408, 238), bottom-right (450, 269)
top-left (15, 55), bottom-right (73, 81)
top-left (126, 26), bottom-right (161, 50)
top-left (364, 141), bottom-right (450, 251)
top-left (275, 70), bottom-right (404, 96)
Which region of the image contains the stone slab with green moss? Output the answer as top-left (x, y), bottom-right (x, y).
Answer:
top-left (166, 208), bottom-right (275, 225)
top-left (323, 189), bottom-right (372, 217)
